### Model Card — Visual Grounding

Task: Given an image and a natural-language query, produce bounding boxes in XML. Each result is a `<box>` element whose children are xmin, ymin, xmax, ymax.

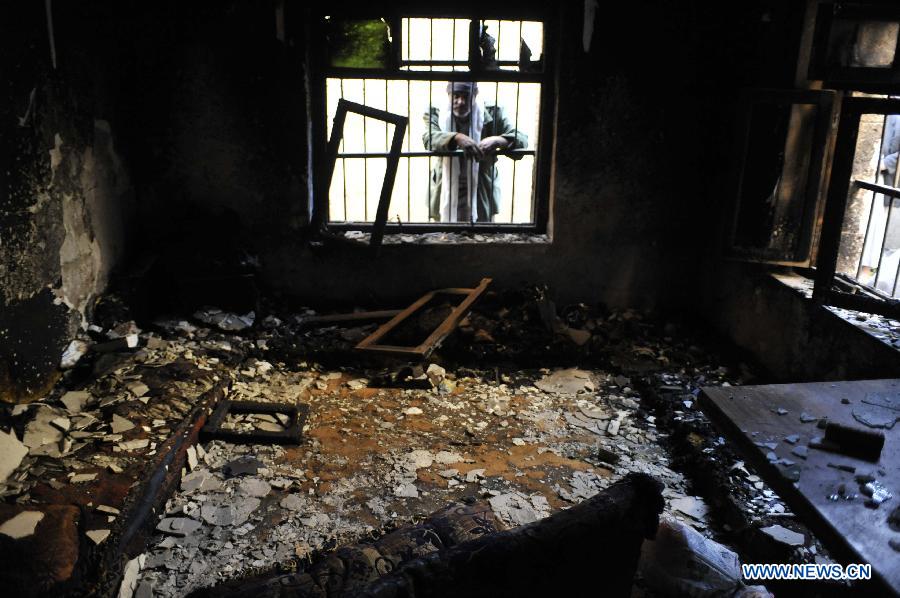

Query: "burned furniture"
<box><xmin>355</xmin><ymin>278</ymin><xmax>492</xmax><ymax>359</ymax></box>
<box><xmin>700</xmin><ymin>379</ymin><xmax>900</xmax><ymax>595</ymax></box>
<box><xmin>190</xmin><ymin>473</ymin><xmax>663</xmax><ymax>598</ymax></box>
<box><xmin>200</xmin><ymin>400</ymin><xmax>309</xmax><ymax>445</ymax></box>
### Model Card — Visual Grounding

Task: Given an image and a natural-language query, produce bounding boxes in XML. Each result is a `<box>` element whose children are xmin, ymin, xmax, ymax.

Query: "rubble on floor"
<box><xmin>0</xmin><ymin>288</ymin><xmax>840</xmax><ymax>596</ymax></box>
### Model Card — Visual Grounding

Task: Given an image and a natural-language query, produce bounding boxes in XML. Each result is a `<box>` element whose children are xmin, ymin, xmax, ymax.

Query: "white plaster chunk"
<box><xmin>761</xmin><ymin>524</ymin><xmax>805</xmax><ymax>547</ymax></box>
<box><xmin>0</xmin><ymin>430</ymin><xmax>29</xmax><ymax>484</ymax></box>
<box><xmin>87</xmin><ymin>529</ymin><xmax>111</xmax><ymax>545</ymax></box>
<box><xmin>117</xmin><ymin>553</ymin><xmax>146</xmax><ymax>598</ymax></box>
<box><xmin>61</xmin><ymin>390</ymin><xmax>91</xmax><ymax>413</ymax></box>
<box><xmin>393</xmin><ymin>482</ymin><xmax>419</xmax><ymax>498</ymax></box>
<box><xmin>186</xmin><ymin>445</ymin><xmax>198</xmax><ymax>471</ymax></box>
<box><xmin>279</xmin><ymin>494</ymin><xmax>305</xmax><ymax>511</ymax></box>
<box><xmin>118</xmin><ymin>439</ymin><xmax>149</xmax><ymax>451</ymax></box>
<box><xmin>433</xmin><ymin>450</ymin><xmax>463</xmax><ymax>465</ymax></box>
<box><xmin>238</xmin><ymin>478</ymin><xmax>271</xmax><ymax>498</ymax></box>
<box><xmin>70</xmin><ymin>473</ymin><xmax>98</xmax><ymax>483</ymax></box>
<box><xmin>0</xmin><ymin>511</ymin><xmax>44</xmax><ymax>539</ymax></box>
<box><xmin>110</xmin><ymin>414</ymin><xmax>135</xmax><ymax>434</ymax></box>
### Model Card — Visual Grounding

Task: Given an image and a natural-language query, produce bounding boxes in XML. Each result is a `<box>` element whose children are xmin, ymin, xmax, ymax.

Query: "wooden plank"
<box><xmin>296</xmin><ymin>309</ymin><xmax>402</xmax><ymax>328</ymax></box>
<box><xmin>700</xmin><ymin>379</ymin><xmax>900</xmax><ymax>596</ymax></box>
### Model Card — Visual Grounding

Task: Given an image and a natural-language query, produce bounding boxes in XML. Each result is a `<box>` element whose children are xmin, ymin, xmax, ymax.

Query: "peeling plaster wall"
<box><xmin>1</xmin><ymin>4</ymin><xmax>136</xmax><ymax>403</ymax></box>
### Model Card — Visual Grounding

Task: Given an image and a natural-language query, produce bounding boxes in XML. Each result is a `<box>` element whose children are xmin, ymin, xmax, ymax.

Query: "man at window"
<box><xmin>423</xmin><ymin>82</ymin><xmax>528</xmax><ymax>222</ymax></box>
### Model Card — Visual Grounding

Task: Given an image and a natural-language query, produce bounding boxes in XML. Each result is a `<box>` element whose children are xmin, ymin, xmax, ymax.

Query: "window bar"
<box><xmin>384</xmin><ymin>79</ymin><xmax>389</xmax><ymax>222</ymax></box>
<box><xmin>407</xmin><ymin>79</ymin><xmax>411</xmax><ymax>222</ymax></box>
<box><xmin>892</xmin><ymin>200</ymin><xmax>900</xmax><ymax>297</ymax></box>
<box><xmin>452</xmin><ymin>20</ymin><xmax>459</xmax><ymax>224</ymax></box>
<box><xmin>490</xmin><ymin>79</ymin><xmax>497</xmax><ymax>224</ymax></box>
<box><xmin>407</xmin><ymin>20</ymin><xmax>412</xmax><ymax>222</ymax></box>
<box><xmin>874</xmin><ymin>191</ymin><xmax>897</xmax><ymax>290</ymax></box>
<box><xmin>856</xmin><ymin>114</ymin><xmax>893</xmax><ymax>286</ymax></box>
<box><xmin>429</xmin><ymin>19</ymin><xmax>434</xmax><ymax>222</ymax></box>
<box><xmin>856</xmin><ymin>189</ymin><xmax>879</xmax><ymax>280</ymax></box>
<box><xmin>340</xmin><ymin>78</ymin><xmax>348</xmax><ymax>221</ymax></box>
<box><xmin>512</xmin><ymin>21</ymin><xmax>523</xmax><ymax>223</ymax></box>
<box><xmin>496</xmin><ymin>20</ymin><xmax>502</xmax><ymax>69</ymax></box>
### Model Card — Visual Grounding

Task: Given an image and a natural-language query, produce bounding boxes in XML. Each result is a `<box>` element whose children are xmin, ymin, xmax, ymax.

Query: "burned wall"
<box><xmin>1</xmin><ymin>3</ymin><xmax>136</xmax><ymax>402</ymax></box>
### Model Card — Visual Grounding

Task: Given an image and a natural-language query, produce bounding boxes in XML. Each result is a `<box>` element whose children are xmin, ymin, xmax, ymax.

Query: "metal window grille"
<box><xmin>317</xmin><ymin>15</ymin><xmax>550</xmax><ymax>232</ymax></box>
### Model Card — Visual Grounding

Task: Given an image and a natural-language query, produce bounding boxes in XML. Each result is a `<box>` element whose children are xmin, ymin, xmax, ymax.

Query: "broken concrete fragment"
<box><xmin>111</xmin><ymin>414</ymin><xmax>136</xmax><ymax>434</ymax></box>
<box><xmin>403</xmin><ymin>407</ymin><xmax>423</xmax><ymax>416</ymax></box>
<box><xmin>0</xmin><ymin>430</ymin><xmax>29</xmax><ymax>484</ymax></box>
<box><xmin>201</xmin><ymin>505</ymin><xmax>234</xmax><ymax>526</ymax></box>
<box><xmin>118</xmin><ymin>554</ymin><xmax>146</xmax><ymax>598</ymax></box>
<box><xmin>465</xmin><ymin>468</ymin><xmax>486</xmax><ymax>483</ymax></box>
<box><xmin>156</xmin><ymin>517</ymin><xmax>202</xmax><ymax>537</ymax></box>
<box><xmin>97</xmin><ymin>505</ymin><xmax>120</xmax><ymax>515</ymax></box>
<box><xmin>434</xmin><ymin>451</ymin><xmax>462</xmax><ymax>465</ymax></box>
<box><xmin>489</xmin><ymin>492</ymin><xmax>551</xmax><ymax>526</ymax></box>
<box><xmin>126</xmin><ymin>381</ymin><xmax>150</xmax><ymax>398</ymax></box>
<box><xmin>783</xmin><ymin>434</ymin><xmax>799</xmax><ymax>445</ymax></box>
<box><xmin>0</xmin><ymin>511</ymin><xmax>44</xmax><ymax>539</ymax></box>
<box><xmin>70</xmin><ymin>473</ymin><xmax>98</xmax><ymax>483</ymax></box>
<box><xmin>118</xmin><ymin>439</ymin><xmax>150</xmax><ymax>451</ymax></box>
<box><xmin>760</xmin><ymin>524</ymin><xmax>805</xmax><ymax>547</ymax></box>
<box><xmin>535</xmin><ymin>368</ymin><xmax>593</xmax><ymax>395</ymax></box>
<box><xmin>223</xmin><ymin>456</ymin><xmax>263</xmax><ymax>478</ymax></box>
<box><xmin>394</xmin><ymin>482</ymin><xmax>419</xmax><ymax>498</ymax></box>
<box><xmin>255</xmin><ymin>421</ymin><xmax>285</xmax><ymax>432</ymax></box>
<box><xmin>670</xmin><ymin>496</ymin><xmax>709</xmax><ymax>521</ymax></box>
<box><xmin>187</xmin><ymin>445</ymin><xmax>198</xmax><ymax>470</ymax></box>
<box><xmin>238</xmin><ymin>478</ymin><xmax>271</xmax><ymax>498</ymax></box>
<box><xmin>439</xmin><ymin>469</ymin><xmax>459</xmax><ymax>479</ymax></box>
<box><xmin>280</xmin><ymin>494</ymin><xmax>305</xmax><ymax>511</ymax></box>
<box><xmin>799</xmin><ymin>412</ymin><xmax>817</xmax><ymax>423</ymax></box>
<box><xmin>60</xmin><ymin>391</ymin><xmax>91</xmax><ymax>413</ymax></box>
<box><xmin>87</xmin><ymin>529</ymin><xmax>111</xmax><ymax>544</ymax></box>
<box><xmin>181</xmin><ymin>470</ymin><xmax>222</xmax><ymax>492</ymax></box>
<box><xmin>23</xmin><ymin>408</ymin><xmax>65</xmax><ymax>452</ymax></box>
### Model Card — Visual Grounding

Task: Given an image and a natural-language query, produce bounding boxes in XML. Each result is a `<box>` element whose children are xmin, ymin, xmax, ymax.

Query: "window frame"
<box><xmin>813</xmin><ymin>95</ymin><xmax>900</xmax><ymax>319</ymax></box>
<box><xmin>306</xmin><ymin>5</ymin><xmax>556</xmax><ymax>235</ymax></box>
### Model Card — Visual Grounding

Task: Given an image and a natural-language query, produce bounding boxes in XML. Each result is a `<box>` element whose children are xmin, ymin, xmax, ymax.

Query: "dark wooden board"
<box><xmin>700</xmin><ymin>379</ymin><xmax>900</xmax><ymax>595</ymax></box>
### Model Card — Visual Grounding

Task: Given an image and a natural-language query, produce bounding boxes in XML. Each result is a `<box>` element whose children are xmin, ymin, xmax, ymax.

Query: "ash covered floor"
<box><xmin>0</xmin><ymin>291</ymin><xmax>840</xmax><ymax>596</ymax></box>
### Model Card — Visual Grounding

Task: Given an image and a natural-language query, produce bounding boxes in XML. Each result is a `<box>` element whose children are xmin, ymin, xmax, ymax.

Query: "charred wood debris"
<box><xmin>0</xmin><ymin>285</ymin><xmax>845</xmax><ymax>597</ymax></box>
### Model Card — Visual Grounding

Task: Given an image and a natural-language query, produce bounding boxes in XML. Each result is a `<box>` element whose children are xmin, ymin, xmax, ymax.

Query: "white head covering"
<box><xmin>439</xmin><ymin>83</ymin><xmax>484</xmax><ymax>222</ymax></box>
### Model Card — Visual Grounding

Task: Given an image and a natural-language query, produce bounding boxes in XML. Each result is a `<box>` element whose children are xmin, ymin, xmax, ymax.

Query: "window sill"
<box><xmin>338</xmin><ymin>230</ymin><xmax>551</xmax><ymax>246</ymax></box>
<box><xmin>768</xmin><ymin>272</ymin><xmax>900</xmax><ymax>349</ymax></box>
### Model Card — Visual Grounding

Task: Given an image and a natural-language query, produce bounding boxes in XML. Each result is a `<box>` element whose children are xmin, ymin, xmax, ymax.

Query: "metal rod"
<box><xmin>340</xmin><ymin>79</ymin><xmax>348</xmax><ymax>220</ymax></box>
<box><xmin>407</xmin><ymin>78</ymin><xmax>412</xmax><ymax>222</ymax></box>
<box><xmin>400</xmin><ymin>59</ymin><xmax>521</xmax><ymax>66</ymax></box>
<box><xmin>856</xmin><ymin>189</ymin><xmax>879</xmax><ymax>280</ymax></box>
<box><xmin>363</xmin><ymin>79</ymin><xmax>369</xmax><ymax>221</ymax></box>
<box><xmin>337</xmin><ymin>150</ymin><xmax>535</xmax><ymax>158</ymax></box>
<box><xmin>856</xmin><ymin>179</ymin><xmax>900</xmax><ymax>199</ymax></box>
<box><xmin>873</xmin><ymin>191</ymin><xmax>897</xmax><ymax>290</ymax></box>
<box><xmin>324</xmin><ymin>68</ymin><xmax>543</xmax><ymax>83</ymax></box>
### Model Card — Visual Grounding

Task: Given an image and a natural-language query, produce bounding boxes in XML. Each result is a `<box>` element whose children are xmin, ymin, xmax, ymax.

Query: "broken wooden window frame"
<box><xmin>723</xmin><ymin>88</ymin><xmax>836</xmax><ymax>267</ymax></box>
<box><xmin>355</xmin><ymin>277</ymin><xmax>491</xmax><ymax>358</ymax></box>
<box><xmin>200</xmin><ymin>400</ymin><xmax>310</xmax><ymax>445</ymax></box>
<box><xmin>306</xmin><ymin>4</ymin><xmax>556</xmax><ymax>236</ymax></box>
<box><xmin>325</xmin><ymin>98</ymin><xmax>408</xmax><ymax>248</ymax></box>
<box><xmin>813</xmin><ymin>95</ymin><xmax>900</xmax><ymax>319</ymax></box>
